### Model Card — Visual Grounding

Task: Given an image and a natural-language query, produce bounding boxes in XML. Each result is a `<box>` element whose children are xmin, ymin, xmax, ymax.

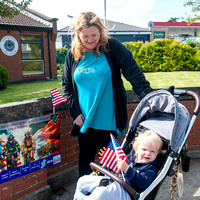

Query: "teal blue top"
<box><xmin>74</xmin><ymin>52</ymin><xmax>123</xmax><ymax>135</ymax></box>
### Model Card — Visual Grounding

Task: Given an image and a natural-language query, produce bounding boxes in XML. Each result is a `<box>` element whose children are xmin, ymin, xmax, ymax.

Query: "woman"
<box><xmin>62</xmin><ymin>11</ymin><xmax>153</xmax><ymax>176</ymax></box>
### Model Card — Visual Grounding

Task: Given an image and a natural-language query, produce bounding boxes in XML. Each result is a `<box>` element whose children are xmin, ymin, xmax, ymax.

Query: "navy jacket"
<box><xmin>62</xmin><ymin>38</ymin><xmax>152</xmax><ymax>132</ymax></box>
<box><xmin>124</xmin><ymin>149</ymin><xmax>163</xmax><ymax>193</ymax></box>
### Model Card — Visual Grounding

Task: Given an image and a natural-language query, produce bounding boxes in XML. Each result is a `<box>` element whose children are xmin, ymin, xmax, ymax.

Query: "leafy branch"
<box><xmin>0</xmin><ymin>0</ymin><xmax>32</xmax><ymax>18</ymax></box>
<box><xmin>184</xmin><ymin>0</ymin><xmax>200</xmax><ymax>23</ymax></box>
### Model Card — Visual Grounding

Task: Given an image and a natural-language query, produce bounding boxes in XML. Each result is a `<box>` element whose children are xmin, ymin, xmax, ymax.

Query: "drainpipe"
<box><xmin>47</xmin><ymin>30</ymin><xmax>52</xmax><ymax>79</ymax></box>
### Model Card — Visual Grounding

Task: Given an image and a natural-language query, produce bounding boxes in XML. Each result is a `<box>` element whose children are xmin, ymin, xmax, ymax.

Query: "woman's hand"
<box><xmin>74</xmin><ymin>114</ymin><xmax>84</xmax><ymax>126</ymax></box>
<box><xmin>99</xmin><ymin>147</ymin><xmax>106</xmax><ymax>160</ymax></box>
<box><xmin>117</xmin><ymin>159</ymin><xmax>129</xmax><ymax>173</ymax></box>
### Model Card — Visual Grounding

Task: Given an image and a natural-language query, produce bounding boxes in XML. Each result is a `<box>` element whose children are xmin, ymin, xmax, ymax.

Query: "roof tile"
<box><xmin>0</xmin><ymin>12</ymin><xmax>51</xmax><ymax>28</ymax></box>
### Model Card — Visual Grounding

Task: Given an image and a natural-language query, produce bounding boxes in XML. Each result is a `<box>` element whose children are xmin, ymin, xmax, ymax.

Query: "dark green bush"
<box><xmin>57</xmin><ymin>64</ymin><xmax>64</xmax><ymax>76</ymax></box>
<box><xmin>123</xmin><ymin>39</ymin><xmax>200</xmax><ymax>72</ymax></box>
<box><xmin>56</xmin><ymin>45</ymin><xmax>68</xmax><ymax>64</ymax></box>
<box><xmin>0</xmin><ymin>64</ymin><xmax>9</xmax><ymax>90</ymax></box>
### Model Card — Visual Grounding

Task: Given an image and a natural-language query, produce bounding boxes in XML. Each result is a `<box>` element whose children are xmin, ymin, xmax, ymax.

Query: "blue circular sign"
<box><xmin>4</xmin><ymin>39</ymin><xmax>15</xmax><ymax>52</ymax></box>
<box><xmin>0</xmin><ymin>36</ymin><xmax>18</xmax><ymax>56</ymax></box>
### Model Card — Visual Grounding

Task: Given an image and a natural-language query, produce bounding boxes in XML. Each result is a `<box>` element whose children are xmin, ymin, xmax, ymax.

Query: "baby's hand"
<box><xmin>99</xmin><ymin>147</ymin><xmax>106</xmax><ymax>160</ymax></box>
<box><xmin>117</xmin><ymin>159</ymin><xmax>129</xmax><ymax>173</ymax></box>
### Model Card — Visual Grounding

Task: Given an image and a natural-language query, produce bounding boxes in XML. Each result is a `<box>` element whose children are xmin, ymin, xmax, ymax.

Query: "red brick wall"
<box><xmin>181</xmin><ymin>101</ymin><xmax>200</xmax><ymax>151</ymax></box>
<box><xmin>0</xmin><ymin>30</ymin><xmax>23</xmax><ymax>81</ymax></box>
<box><xmin>0</xmin><ymin>29</ymin><xmax>57</xmax><ymax>82</ymax></box>
<box><xmin>0</xmin><ymin>100</ymin><xmax>199</xmax><ymax>199</ymax></box>
<box><xmin>0</xmin><ymin>169</ymin><xmax>48</xmax><ymax>200</ymax></box>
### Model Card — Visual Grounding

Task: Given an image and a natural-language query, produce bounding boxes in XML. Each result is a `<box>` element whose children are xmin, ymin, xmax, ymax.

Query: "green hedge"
<box><xmin>56</xmin><ymin>45</ymin><xmax>68</xmax><ymax>64</ymax></box>
<box><xmin>0</xmin><ymin>64</ymin><xmax>9</xmax><ymax>90</ymax></box>
<box><xmin>123</xmin><ymin>39</ymin><xmax>200</xmax><ymax>72</ymax></box>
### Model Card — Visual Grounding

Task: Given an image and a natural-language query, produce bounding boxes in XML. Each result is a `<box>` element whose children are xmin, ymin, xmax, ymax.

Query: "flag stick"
<box><xmin>110</xmin><ymin>134</ymin><xmax>125</xmax><ymax>181</ymax></box>
<box><xmin>53</xmin><ymin>107</ymin><xmax>55</xmax><ymax>114</ymax></box>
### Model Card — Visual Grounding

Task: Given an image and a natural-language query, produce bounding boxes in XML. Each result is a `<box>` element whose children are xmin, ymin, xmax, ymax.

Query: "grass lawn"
<box><xmin>0</xmin><ymin>71</ymin><xmax>200</xmax><ymax>105</ymax></box>
<box><xmin>0</xmin><ymin>80</ymin><xmax>63</xmax><ymax>105</ymax></box>
<box><xmin>123</xmin><ymin>71</ymin><xmax>200</xmax><ymax>90</ymax></box>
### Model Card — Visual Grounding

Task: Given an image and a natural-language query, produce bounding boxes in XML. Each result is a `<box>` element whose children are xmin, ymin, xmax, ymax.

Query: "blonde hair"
<box><xmin>133</xmin><ymin>130</ymin><xmax>163</xmax><ymax>153</ymax></box>
<box><xmin>69</xmin><ymin>11</ymin><xmax>111</xmax><ymax>61</ymax></box>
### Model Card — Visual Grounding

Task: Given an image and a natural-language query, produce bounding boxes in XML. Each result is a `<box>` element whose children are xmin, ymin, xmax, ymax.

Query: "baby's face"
<box><xmin>136</xmin><ymin>141</ymin><xmax>159</xmax><ymax>163</ymax></box>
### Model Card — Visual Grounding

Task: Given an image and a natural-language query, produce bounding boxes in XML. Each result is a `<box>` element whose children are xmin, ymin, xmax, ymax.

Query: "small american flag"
<box><xmin>50</xmin><ymin>88</ymin><xmax>67</xmax><ymax>107</ymax></box>
<box><xmin>99</xmin><ymin>134</ymin><xmax>128</xmax><ymax>174</ymax></box>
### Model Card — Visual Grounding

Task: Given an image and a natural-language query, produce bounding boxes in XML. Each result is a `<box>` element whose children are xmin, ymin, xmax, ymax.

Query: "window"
<box><xmin>20</xmin><ymin>34</ymin><xmax>44</xmax><ymax>75</ymax></box>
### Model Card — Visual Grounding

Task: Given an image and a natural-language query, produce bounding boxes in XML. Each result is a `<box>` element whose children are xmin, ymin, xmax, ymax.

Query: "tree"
<box><xmin>168</xmin><ymin>17</ymin><xmax>179</xmax><ymax>22</ymax></box>
<box><xmin>0</xmin><ymin>0</ymin><xmax>32</xmax><ymax>18</ymax></box>
<box><xmin>184</xmin><ymin>0</ymin><xmax>200</xmax><ymax>23</ymax></box>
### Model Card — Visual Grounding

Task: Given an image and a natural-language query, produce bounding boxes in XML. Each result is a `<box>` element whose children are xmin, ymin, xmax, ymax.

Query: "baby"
<box><xmin>73</xmin><ymin>130</ymin><xmax>163</xmax><ymax>200</ymax></box>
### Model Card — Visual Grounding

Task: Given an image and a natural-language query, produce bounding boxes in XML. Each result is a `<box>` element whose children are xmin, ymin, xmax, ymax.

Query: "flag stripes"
<box><xmin>50</xmin><ymin>88</ymin><xmax>67</xmax><ymax>107</ymax></box>
<box><xmin>99</xmin><ymin>134</ymin><xmax>128</xmax><ymax>174</ymax></box>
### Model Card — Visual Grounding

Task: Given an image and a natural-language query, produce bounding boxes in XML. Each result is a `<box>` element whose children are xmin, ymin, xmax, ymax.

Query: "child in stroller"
<box><xmin>73</xmin><ymin>130</ymin><xmax>164</xmax><ymax>200</ymax></box>
<box><xmin>74</xmin><ymin>88</ymin><xmax>200</xmax><ymax>200</ymax></box>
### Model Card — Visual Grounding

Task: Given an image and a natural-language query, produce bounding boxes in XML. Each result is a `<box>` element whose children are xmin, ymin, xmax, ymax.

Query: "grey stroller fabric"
<box><xmin>126</xmin><ymin>90</ymin><xmax>190</xmax><ymax>153</ymax></box>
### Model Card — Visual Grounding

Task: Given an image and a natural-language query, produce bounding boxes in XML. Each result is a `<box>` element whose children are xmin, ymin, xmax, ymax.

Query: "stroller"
<box><xmin>90</xmin><ymin>88</ymin><xmax>200</xmax><ymax>200</ymax></box>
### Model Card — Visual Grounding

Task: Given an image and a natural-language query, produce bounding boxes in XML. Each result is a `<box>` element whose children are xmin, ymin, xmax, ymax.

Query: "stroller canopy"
<box><xmin>127</xmin><ymin>90</ymin><xmax>190</xmax><ymax>153</ymax></box>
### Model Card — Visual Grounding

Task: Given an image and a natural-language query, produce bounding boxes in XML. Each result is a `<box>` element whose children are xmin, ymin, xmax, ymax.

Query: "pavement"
<box><xmin>52</xmin><ymin>154</ymin><xmax>200</xmax><ymax>200</ymax></box>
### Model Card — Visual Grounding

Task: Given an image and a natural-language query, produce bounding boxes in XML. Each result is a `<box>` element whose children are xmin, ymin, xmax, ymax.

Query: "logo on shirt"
<box><xmin>79</xmin><ymin>67</ymin><xmax>96</xmax><ymax>74</ymax></box>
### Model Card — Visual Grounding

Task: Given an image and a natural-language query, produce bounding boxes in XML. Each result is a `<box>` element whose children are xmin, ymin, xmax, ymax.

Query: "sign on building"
<box><xmin>0</xmin><ymin>35</ymin><xmax>19</xmax><ymax>56</ymax></box>
<box><xmin>154</xmin><ymin>31</ymin><xmax>165</xmax><ymax>39</ymax></box>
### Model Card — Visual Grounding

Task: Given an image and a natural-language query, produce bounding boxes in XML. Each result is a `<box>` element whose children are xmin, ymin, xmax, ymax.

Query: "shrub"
<box><xmin>184</xmin><ymin>40</ymin><xmax>200</xmax><ymax>50</ymax></box>
<box><xmin>194</xmin><ymin>50</ymin><xmax>200</xmax><ymax>70</ymax></box>
<box><xmin>57</xmin><ymin>64</ymin><xmax>64</xmax><ymax>76</ymax></box>
<box><xmin>56</xmin><ymin>45</ymin><xmax>68</xmax><ymax>64</ymax></box>
<box><xmin>123</xmin><ymin>39</ymin><xmax>200</xmax><ymax>72</ymax></box>
<box><xmin>0</xmin><ymin>65</ymin><xmax>9</xmax><ymax>90</ymax></box>
<box><xmin>123</xmin><ymin>41</ymin><xmax>143</xmax><ymax>59</ymax></box>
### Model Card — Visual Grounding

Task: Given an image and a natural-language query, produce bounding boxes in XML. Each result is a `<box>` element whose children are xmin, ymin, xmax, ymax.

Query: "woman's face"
<box><xmin>79</xmin><ymin>26</ymin><xmax>100</xmax><ymax>52</ymax></box>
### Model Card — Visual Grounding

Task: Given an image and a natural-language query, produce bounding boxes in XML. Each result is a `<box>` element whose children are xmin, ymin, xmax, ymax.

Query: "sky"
<box><xmin>28</xmin><ymin>0</ymin><xmax>193</xmax><ymax>30</ymax></box>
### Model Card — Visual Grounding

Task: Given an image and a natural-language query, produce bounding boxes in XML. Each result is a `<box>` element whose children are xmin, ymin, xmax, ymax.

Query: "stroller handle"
<box><xmin>89</xmin><ymin>162</ymin><xmax>138</xmax><ymax>198</ymax></box>
<box><xmin>173</xmin><ymin>89</ymin><xmax>200</xmax><ymax>116</ymax></box>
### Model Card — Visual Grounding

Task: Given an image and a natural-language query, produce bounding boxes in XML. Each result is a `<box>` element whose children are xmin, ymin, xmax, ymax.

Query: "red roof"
<box><xmin>153</xmin><ymin>22</ymin><xmax>200</xmax><ymax>27</ymax></box>
<box><xmin>0</xmin><ymin>13</ymin><xmax>52</xmax><ymax>28</ymax></box>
